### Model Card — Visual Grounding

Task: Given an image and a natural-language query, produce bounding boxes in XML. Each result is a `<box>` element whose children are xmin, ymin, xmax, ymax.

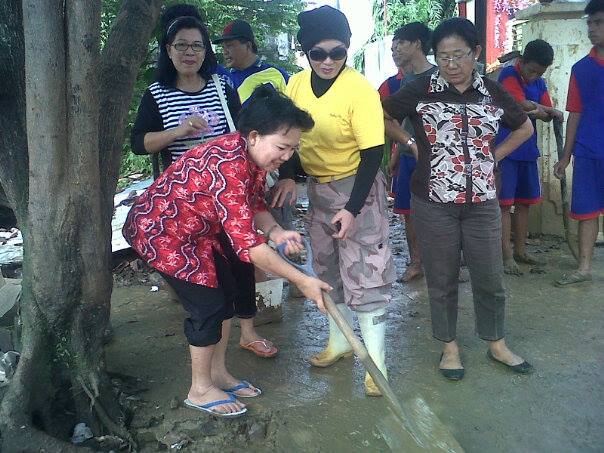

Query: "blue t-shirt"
<box><xmin>228</xmin><ymin>58</ymin><xmax>289</xmax><ymax>105</ymax></box>
<box><xmin>566</xmin><ymin>48</ymin><xmax>604</xmax><ymax>160</ymax></box>
<box><xmin>495</xmin><ymin>63</ymin><xmax>551</xmax><ymax>161</ymax></box>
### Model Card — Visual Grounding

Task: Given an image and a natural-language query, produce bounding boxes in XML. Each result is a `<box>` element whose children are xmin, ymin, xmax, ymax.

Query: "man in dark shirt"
<box><xmin>385</xmin><ymin>22</ymin><xmax>436</xmax><ymax>283</ymax></box>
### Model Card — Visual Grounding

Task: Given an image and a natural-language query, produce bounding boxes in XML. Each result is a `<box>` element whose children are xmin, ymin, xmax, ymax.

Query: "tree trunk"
<box><xmin>0</xmin><ymin>1</ymin><xmax>161</xmax><ymax>450</ymax></box>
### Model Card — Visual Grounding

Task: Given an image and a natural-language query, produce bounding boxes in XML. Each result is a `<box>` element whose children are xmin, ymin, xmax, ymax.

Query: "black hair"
<box><xmin>393</xmin><ymin>22</ymin><xmax>432</xmax><ymax>55</ymax></box>
<box><xmin>432</xmin><ymin>17</ymin><xmax>479</xmax><ymax>53</ymax></box>
<box><xmin>522</xmin><ymin>39</ymin><xmax>554</xmax><ymax>67</ymax></box>
<box><xmin>156</xmin><ymin>5</ymin><xmax>217</xmax><ymax>87</ymax></box>
<box><xmin>586</xmin><ymin>0</ymin><xmax>604</xmax><ymax>15</ymax></box>
<box><xmin>237</xmin><ymin>86</ymin><xmax>314</xmax><ymax>136</ymax></box>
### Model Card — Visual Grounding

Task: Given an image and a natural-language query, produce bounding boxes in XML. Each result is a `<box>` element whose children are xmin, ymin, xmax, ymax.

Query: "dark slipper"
<box><xmin>487</xmin><ymin>350</ymin><xmax>533</xmax><ymax>374</ymax></box>
<box><xmin>439</xmin><ymin>353</ymin><xmax>464</xmax><ymax>381</ymax></box>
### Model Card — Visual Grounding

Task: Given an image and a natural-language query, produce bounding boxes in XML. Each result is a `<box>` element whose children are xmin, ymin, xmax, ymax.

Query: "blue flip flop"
<box><xmin>222</xmin><ymin>380</ymin><xmax>262</xmax><ymax>398</ymax></box>
<box><xmin>183</xmin><ymin>395</ymin><xmax>247</xmax><ymax>418</ymax></box>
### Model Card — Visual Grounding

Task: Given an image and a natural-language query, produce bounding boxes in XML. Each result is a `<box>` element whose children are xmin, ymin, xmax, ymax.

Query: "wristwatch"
<box><xmin>405</xmin><ymin>137</ymin><xmax>416</xmax><ymax>147</ymax></box>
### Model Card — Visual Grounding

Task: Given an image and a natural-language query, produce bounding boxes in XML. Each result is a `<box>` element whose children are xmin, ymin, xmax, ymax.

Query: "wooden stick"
<box><xmin>322</xmin><ymin>291</ymin><xmax>407</xmax><ymax>423</ymax></box>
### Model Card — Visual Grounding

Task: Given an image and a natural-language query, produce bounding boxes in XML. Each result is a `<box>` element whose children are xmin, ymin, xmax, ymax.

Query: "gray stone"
<box><xmin>0</xmin><ymin>278</ymin><xmax>21</xmax><ymax>327</ymax></box>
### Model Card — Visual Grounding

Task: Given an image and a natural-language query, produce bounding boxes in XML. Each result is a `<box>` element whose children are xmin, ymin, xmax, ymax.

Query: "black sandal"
<box><xmin>439</xmin><ymin>353</ymin><xmax>465</xmax><ymax>381</ymax></box>
<box><xmin>487</xmin><ymin>350</ymin><xmax>533</xmax><ymax>374</ymax></box>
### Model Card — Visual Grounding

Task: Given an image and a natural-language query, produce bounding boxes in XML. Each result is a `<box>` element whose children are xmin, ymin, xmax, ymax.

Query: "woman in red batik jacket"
<box><xmin>123</xmin><ymin>87</ymin><xmax>330</xmax><ymax>418</ymax></box>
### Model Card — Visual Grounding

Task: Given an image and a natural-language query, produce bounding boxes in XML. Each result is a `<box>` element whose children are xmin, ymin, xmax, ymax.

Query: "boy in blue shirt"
<box><xmin>495</xmin><ymin>39</ymin><xmax>563</xmax><ymax>275</ymax></box>
<box><xmin>554</xmin><ymin>0</ymin><xmax>604</xmax><ymax>286</ymax></box>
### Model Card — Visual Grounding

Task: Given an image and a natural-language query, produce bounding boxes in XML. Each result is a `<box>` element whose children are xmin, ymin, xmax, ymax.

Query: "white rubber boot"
<box><xmin>310</xmin><ymin>304</ymin><xmax>354</xmax><ymax>367</ymax></box>
<box><xmin>358</xmin><ymin>308</ymin><xmax>387</xmax><ymax>397</ymax></box>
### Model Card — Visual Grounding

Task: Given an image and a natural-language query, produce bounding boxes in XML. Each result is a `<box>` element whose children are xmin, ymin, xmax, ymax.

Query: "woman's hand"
<box><xmin>554</xmin><ymin>155</ymin><xmax>571</xmax><ymax>180</ymax></box>
<box><xmin>270</xmin><ymin>179</ymin><xmax>297</xmax><ymax>208</ymax></box>
<box><xmin>331</xmin><ymin>209</ymin><xmax>354</xmax><ymax>240</ymax></box>
<box><xmin>270</xmin><ymin>228</ymin><xmax>304</xmax><ymax>255</ymax></box>
<box><xmin>296</xmin><ymin>276</ymin><xmax>332</xmax><ymax>313</ymax></box>
<box><xmin>174</xmin><ymin>116</ymin><xmax>209</xmax><ymax>139</ymax></box>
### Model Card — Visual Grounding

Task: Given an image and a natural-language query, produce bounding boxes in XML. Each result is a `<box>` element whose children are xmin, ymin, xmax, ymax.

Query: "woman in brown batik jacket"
<box><xmin>383</xmin><ymin>18</ymin><xmax>534</xmax><ymax>381</ymax></box>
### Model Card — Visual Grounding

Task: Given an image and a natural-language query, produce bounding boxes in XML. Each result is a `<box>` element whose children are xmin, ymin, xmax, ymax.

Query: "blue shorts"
<box><xmin>498</xmin><ymin>158</ymin><xmax>542</xmax><ymax>206</ymax></box>
<box><xmin>394</xmin><ymin>154</ymin><xmax>417</xmax><ymax>215</ymax></box>
<box><xmin>570</xmin><ymin>156</ymin><xmax>604</xmax><ymax>220</ymax></box>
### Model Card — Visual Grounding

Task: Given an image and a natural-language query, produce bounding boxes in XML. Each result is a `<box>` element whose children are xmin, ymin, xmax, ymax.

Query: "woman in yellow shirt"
<box><xmin>281</xmin><ymin>6</ymin><xmax>395</xmax><ymax>396</ymax></box>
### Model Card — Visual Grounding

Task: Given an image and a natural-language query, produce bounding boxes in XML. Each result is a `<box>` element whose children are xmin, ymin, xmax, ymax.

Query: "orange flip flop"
<box><xmin>239</xmin><ymin>339</ymin><xmax>278</xmax><ymax>358</ymax></box>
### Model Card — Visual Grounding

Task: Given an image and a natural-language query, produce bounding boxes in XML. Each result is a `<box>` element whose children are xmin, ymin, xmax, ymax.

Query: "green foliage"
<box><xmin>101</xmin><ymin>0</ymin><xmax>304</xmax><ymax>180</ymax></box>
<box><xmin>372</xmin><ymin>0</ymin><xmax>457</xmax><ymax>37</ymax></box>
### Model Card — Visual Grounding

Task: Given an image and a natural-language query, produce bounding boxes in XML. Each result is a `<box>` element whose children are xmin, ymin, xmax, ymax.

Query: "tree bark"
<box><xmin>0</xmin><ymin>0</ymin><xmax>161</xmax><ymax>450</ymax></box>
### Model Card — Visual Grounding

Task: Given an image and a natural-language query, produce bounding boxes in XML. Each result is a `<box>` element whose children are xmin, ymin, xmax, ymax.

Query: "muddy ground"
<box><xmin>106</xmin><ymin>208</ymin><xmax>603</xmax><ymax>452</ymax></box>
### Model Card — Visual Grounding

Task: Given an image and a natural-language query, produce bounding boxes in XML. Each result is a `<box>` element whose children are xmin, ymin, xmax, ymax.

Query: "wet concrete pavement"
<box><xmin>107</xmin><ymin>219</ymin><xmax>604</xmax><ymax>452</ymax></box>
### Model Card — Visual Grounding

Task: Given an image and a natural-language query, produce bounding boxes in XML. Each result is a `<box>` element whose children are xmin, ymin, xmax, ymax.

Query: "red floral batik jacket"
<box><xmin>122</xmin><ymin>132</ymin><xmax>267</xmax><ymax>287</ymax></box>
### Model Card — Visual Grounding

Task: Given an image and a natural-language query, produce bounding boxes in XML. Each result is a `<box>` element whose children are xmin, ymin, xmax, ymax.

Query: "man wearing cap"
<box><xmin>213</xmin><ymin>19</ymin><xmax>290</xmax><ymax>105</ymax></box>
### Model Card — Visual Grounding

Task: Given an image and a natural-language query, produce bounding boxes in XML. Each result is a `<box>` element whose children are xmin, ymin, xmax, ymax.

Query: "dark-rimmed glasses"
<box><xmin>172</xmin><ymin>42</ymin><xmax>206</xmax><ymax>53</ymax></box>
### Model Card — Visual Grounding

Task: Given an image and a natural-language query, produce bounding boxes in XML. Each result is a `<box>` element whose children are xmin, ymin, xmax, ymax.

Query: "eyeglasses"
<box><xmin>308</xmin><ymin>47</ymin><xmax>347</xmax><ymax>62</ymax></box>
<box><xmin>172</xmin><ymin>42</ymin><xmax>206</xmax><ymax>53</ymax></box>
<box><xmin>435</xmin><ymin>50</ymin><xmax>474</xmax><ymax>67</ymax></box>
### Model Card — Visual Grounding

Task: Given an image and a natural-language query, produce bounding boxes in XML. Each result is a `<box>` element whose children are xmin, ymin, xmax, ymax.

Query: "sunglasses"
<box><xmin>308</xmin><ymin>47</ymin><xmax>347</xmax><ymax>62</ymax></box>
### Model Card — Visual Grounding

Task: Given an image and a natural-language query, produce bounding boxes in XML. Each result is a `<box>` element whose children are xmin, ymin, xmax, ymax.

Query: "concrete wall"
<box><xmin>515</xmin><ymin>2</ymin><xmax>592</xmax><ymax>236</ymax></box>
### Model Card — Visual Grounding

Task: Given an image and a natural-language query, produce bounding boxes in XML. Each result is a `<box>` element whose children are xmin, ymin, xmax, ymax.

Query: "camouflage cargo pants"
<box><xmin>306</xmin><ymin>171</ymin><xmax>395</xmax><ymax>312</ymax></box>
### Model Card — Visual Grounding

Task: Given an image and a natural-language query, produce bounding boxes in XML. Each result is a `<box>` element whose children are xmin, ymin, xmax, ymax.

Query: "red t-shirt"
<box><xmin>122</xmin><ymin>132</ymin><xmax>267</xmax><ymax>287</ymax></box>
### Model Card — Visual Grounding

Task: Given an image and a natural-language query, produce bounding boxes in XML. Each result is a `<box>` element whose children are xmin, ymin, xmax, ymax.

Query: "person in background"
<box><xmin>381</xmin><ymin>22</ymin><xmax>436</xmax><ymax>283</ymax></box>
<box><xmin>383</xmin><ymin>18</ymin><xmax>534</xmax><ymax>380</ymax></box>
<box><xmin>123</xmin><ymin>87</ymin><xmax>331</xmax><ymax>418</ymax></box>
<box><xmin>213</xmin><ymin>19</ymin><xmax>296</xmax><ymax>357</ymax></box>
<box><xmin>131</xmin><ymin>5</ymin><xmax>240</xmax><ymax>174</ymax></box>
<box><xmin>285</xmin><ymin>6</ymin><xmax>396</xmax><ymax>397</ymax></box>
<box><xmin>213</xmin><ymin>19</ymin><xmax>290</xmax><ymax>105</ymax></box>
<box><xmin>495</xmin><ymin>39</ymin><xmax>563</xmax><ymax>275</ymax></box>
<box><xmin>554</xmin><ymin>0</ymin><xmax>604</xmax><ymax>286</ymax></box>
<box><xmin>379</xmin><ymin>35</ymin><xmax>410</xmax><ymax>198</ymax></box>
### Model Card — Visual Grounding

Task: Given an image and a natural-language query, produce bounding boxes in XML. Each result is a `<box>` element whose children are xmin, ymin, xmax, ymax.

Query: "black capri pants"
<box><xmin>161</xmin><ymin>236</ymin><xmax>256</xmax><ymax>347</ymax></box>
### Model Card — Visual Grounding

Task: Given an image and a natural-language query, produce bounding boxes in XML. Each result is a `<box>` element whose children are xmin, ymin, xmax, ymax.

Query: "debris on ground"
<box><xmin>0</xmin><ymin>350</ymin><xmax>19</xmax><ymax>387</ymax></box>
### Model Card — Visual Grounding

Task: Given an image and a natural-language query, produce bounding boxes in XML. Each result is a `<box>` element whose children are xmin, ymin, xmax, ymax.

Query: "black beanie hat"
<box><xmin>297</xmin><ymin>6</ymin><xmax>352</xmax><ymax>52</ymax></box>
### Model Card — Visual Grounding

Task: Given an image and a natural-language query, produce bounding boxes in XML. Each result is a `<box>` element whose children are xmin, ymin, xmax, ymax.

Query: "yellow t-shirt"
<box><xmin>286</xmin><ymin>67</ymin><xmax>385</xmax><ymax>179</ymax></box>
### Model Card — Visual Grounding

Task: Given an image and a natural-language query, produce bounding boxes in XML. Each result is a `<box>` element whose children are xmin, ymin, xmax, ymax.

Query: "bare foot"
<box><xmin>211</xmin><ymin>371</ymin><xmax>260</xmax><ymax>398</ymax></box>
<box><xmin>503</xmin><ymin>257</ymin><xmax>523</xmax><ymax>276</ymax></box>
<box><xmin>398</xmin><ymin>263</ymin><xmax>423</xmax><ymax>283</ymax></box>
<box><xmin>187</xmin><ymin>385</ymin><xmax>245</xmax><ymax>415</ymax></box>
<box><xmin>513</xmin><ymin>252</ymin><xmax>544</xmax><ymax>266</ymax></box>
<box><xmin>439</xmin><ymin>350</ymin><xmax>464</xmax><ymax>370</ymax></box>
<box><xmin>489</xmin><ymin>342</ymin><xmax>524</xmax><ymax>367</ymax></box>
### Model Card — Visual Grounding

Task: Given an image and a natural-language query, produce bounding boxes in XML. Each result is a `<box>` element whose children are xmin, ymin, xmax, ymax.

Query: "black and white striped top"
<box><xmin>131</xmin><ymin>74</ymin><xmax>241</xmax><ymax>166</ymax></box>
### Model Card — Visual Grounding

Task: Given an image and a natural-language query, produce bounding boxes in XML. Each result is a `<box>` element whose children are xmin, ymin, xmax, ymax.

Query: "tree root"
<box><xmin>78</xmin><ymin>377</ymin><xmax>137</xmax><ymax>451</ymax></box>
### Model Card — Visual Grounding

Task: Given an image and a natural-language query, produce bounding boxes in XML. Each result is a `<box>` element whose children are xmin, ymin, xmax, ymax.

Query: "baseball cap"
<box><xmin>213</xmin><ymin>20</ymin><xmax>255</xmax><ymax>44</ymax></box>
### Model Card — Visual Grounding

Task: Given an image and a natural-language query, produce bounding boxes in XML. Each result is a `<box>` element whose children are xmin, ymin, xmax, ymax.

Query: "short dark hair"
<box><xmin>393</xmin><ymin>22</ymin><xmax>432</xmax><ymax>55</ymax></box>
<box><xmin>432</xmin><ymin>18</ymin><xmax>479</xmax><ymax>54</ymax></box>
<box><xmin>586</xmin><ymin>0</ymin><xmax>604</xmax><ymax>15</ymax></box>
<box><xmin>238</xmin><ymin>86</ymin><xmax>314</xmax><ymax>136</ymax></box>
<box><xmin>522</xmin><ymin>39</ymin><xmax>554</xmax><ymax>67</ymax></box>
<box><xmin>156</xmin><ymin>7</ymin><xmax>217</xmax><ymax>87</ymax></box>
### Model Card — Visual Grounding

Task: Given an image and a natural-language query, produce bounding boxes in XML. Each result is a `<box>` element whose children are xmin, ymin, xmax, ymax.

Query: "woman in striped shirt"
<box><xmin>130</xmin><ymin>8</ymin><xmax>278</xmax><ymax>360</ymax></box>
<box><xmin>131</xmin><ymin>12</ymin><xmax>240</xmax><ymax>169</ymax></box>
